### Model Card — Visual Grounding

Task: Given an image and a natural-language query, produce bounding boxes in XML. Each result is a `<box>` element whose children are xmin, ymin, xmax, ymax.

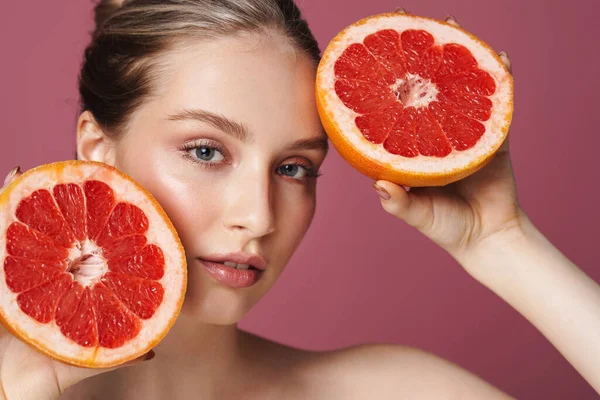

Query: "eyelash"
<box><xmin>179</xmin><ymin>142</ymin><xmax>322</xmax><ymax>182</ymax></box>
<box><xmin>181</xmin><ymin>141</ymin><xmax>228</xmax><ymax>170</ymax></box>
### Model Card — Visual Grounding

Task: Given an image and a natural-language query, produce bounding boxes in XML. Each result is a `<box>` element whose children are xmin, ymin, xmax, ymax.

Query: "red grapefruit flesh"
<box><xmin>0</xmin><ymin>161</ymin><xmax>186</xmax><ymax>367</ymax></box>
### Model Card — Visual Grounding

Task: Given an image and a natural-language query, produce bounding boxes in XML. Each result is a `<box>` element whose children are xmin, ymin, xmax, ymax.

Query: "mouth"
<box><xmin>198</xmin><ymin>252</ymin><xmax>266</xmax><ymax>289</ymax></box>
<box><xmin>219</xmin><ymin>261</ymin><xmax>259</xmax><ymax>271</ymax></box>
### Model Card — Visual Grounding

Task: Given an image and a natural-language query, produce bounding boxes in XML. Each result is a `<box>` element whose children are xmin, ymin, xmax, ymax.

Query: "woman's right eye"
<box><xmin>189</xmin><ymin>146</ymin><xmax>225</xmax><ymax>163</ymax></box>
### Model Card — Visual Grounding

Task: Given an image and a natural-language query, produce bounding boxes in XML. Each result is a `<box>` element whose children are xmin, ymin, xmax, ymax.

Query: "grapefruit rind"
<box><xmin>316</xmin><ymin>13</ymin><xmax>514</xmax><ymax>187</ymax></box>
<box><xmin>0</xmin><ymin>161</ymin><xmax>187</xmax><ymax>368</ymax></box>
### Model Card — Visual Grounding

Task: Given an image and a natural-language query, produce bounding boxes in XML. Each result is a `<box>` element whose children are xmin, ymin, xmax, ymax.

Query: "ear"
<box><xmin>76</xmin><ymin>111</ymin><xmax>116</xmax><ymax>164</ymax></box>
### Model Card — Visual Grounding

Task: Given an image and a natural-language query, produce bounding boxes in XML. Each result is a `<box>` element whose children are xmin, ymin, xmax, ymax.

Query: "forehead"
<box><xmin>143</xmin><ymin>33</ymin><xmax>323</xmax><ymax>143</ymax></box>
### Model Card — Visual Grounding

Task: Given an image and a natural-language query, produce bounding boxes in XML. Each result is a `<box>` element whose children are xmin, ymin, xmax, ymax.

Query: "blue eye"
<box><xmin>278</xmin><ymin>164</ymin><xmax>310</xmax><ymax>180</ymax></box>
<box><xmin>190</xmin><ymin>146</ymin><xmax>224</xmax><ymax>163</ymax></box>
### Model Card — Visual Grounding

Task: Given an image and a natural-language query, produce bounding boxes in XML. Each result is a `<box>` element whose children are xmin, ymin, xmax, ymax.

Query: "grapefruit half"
<box><xmin>0</xmin><ymin>161</ymin><xmax>187</xmax><ymax>368</ymax></box>
<box><xmin>316</xmin><ymin>12</ymin><xmax>514</xmax><ymax>186</ymax></box>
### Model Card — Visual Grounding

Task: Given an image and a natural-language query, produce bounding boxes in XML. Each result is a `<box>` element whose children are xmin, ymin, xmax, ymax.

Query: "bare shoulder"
<box><xmin>245</xmin><ymin>337</ymin><xmax>514</xmax><ymax>400</ymax></box>
<box><xmin>311</xmin><ymin>344</ymin><xmax>515</xmax><ymax>399</ymax></box>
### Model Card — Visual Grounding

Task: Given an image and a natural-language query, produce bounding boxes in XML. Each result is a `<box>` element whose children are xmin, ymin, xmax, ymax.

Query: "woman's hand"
<box><xmin>374</xmin><ymin>15</ymin><xmax>521</xmax><ymax>266</ymax></box>
<box><xmin>0</xmin><ymin>166</ymin><xmax>154</xmax><ymax>400</ymax></box>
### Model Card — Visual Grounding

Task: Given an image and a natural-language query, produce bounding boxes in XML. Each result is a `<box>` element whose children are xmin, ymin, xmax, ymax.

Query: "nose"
<box><xmin>223</xmin><ymin>166</ymin><xmax>276</xmax><ymax>239</ymax></box>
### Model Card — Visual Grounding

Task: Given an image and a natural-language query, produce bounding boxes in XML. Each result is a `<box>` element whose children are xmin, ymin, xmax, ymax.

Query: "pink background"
<box><xmin>1</xmin><ymin>0</ymin><xmax>599</xmax><ymax>398</ymax></box>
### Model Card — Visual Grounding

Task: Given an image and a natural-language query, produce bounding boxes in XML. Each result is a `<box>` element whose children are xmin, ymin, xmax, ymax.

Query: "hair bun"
<box><xmin>94</xmin><ymin>0</ymin><xmax>126</xmax><ymax>30</ymax></box>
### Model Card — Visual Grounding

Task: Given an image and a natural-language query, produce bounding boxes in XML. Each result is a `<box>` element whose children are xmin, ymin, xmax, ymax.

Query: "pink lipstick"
<box><xmin>198</xmin><ymin>252</ymin><xmax>266</xmax><ymax>288</ymax></box>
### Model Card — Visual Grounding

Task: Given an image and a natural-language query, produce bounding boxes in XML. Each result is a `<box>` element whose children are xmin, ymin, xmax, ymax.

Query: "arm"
<box><xmin>458</xmin><ymin>214</ymin><xmax>600</xmax><ymax>393</ymax></box>
<box><xmin>372</xmin><ymin>16</ymin><xmax>600</xmax><ymax>396</ymax></box>
<box><xmin>377</xmin><ymin>126</ymin><xmax>600</xmax><ymax>395</ymax></box>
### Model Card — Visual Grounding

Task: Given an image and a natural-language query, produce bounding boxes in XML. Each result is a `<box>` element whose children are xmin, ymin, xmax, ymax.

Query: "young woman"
<box><xmin>1</xmin><ymin>1</ymin><xmax>598</xmax><ymax>399</ymax></box>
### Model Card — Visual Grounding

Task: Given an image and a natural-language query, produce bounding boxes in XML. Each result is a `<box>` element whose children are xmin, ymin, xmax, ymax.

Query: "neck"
<box><xmin>124</xmin><ymin>314</ymin><xmax>246</xmax><ymax>399</ymax></box>
<box><xmin>156</xmin><ymin>312</ymin><xmax>242</xmax><ymax>365</ymax></box>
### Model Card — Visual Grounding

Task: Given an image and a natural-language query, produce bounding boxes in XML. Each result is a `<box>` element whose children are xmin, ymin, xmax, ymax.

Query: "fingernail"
<box><xmin>445</xmin><ymin>15</ymin><xmax>460</xmax><ymax>26</ymax></box>
<box><xmin>121</xmin><ymin>350</ymin><xmax>155</xmax><ymax>367</ymax></box>
<box><xmin>373</xmin><ymin>183</ymin><xmax>391</xmax><ymax>200</ymax></box>
<box><xmin>403</xmin><ymin>186</ymin><xmax>411</xmax><ymax>192</ymax></box>
<box><xmin>395</xmin><ymin>7</ymin><xmax>407</xmax><ymax>13</ymax></box>
<box><xmin>144</xmin><ymin>350</ymin><xmax>156</xmax><ymax>361</ymax></box>
<box><xmin>4</xmin><ymin>166</ymin><xmax>21</xmax><ymax>186</ymax></box>
<box><xmin>498</xmin><ymin>51</ymin><xmax>512</xmax><ymax>72</ymax></box>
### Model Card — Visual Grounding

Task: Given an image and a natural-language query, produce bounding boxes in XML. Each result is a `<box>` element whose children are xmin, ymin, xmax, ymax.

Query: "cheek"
<box><xmin>272</xmin><ymin>184</ymin><xmax>316</xmax><ymax>256</ymax></box>
<box><xmin>112</xmin><ymin>142</ymin><xmax>221</xmax><ymax>253</ymax></box>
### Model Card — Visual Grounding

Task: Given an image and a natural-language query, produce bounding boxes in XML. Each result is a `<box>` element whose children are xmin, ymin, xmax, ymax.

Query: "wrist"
<box><xmin>453</xmin><ymin>208</ymin><xmax>535</xmax><ymax>285</ymax></box>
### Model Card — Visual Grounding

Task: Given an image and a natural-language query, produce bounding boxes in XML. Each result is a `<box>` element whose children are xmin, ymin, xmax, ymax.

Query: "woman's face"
<box><xmin>83</xmin><ymin>34</ymin><xmax>327</xmax><ymax>324</ymax></box>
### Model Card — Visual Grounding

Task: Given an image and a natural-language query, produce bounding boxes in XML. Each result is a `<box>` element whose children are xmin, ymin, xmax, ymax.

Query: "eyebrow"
<box><xmin>168</xmin><ymin>108</ymin><xmax>250</xmax><ymax>142</ymax></box>
<box><xmin>290</xmin><ymin>137</ymin><xmax>329</xmax><ymax>154</ymax></box>
<box><xmin>168</xmin><ymin>108</ymin><xmax>329</xmax><ymax>153</ymax></box>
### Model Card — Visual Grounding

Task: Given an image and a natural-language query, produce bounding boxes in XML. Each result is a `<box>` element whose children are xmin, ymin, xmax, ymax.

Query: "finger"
<box><xmin>498</xmin><ymin>51</ymin><xmax>512</xmax><ymax>73</ymax></box>
<box><xmin>2</xmin><ymin>166</ymin><xmax>21</xmax><ymax>189</ymax></box>
<box><xmin>444</xmin><ymin>15</ymin><xmax>461</xmax><ymax>27</ymax></box>
<box><xmin>55</xmin><ymin>350</ymin><xmax>155</xmax><ymax>391</ymax></box>
<box><xmin>498</xmin><ymin>132</ymin><xmax>510</xmax><ymax>152</ymax></box>
<box><xmin>373</xmin><ymin>181</ymin><xmax>434</xmax><ymax>233</ymax></box>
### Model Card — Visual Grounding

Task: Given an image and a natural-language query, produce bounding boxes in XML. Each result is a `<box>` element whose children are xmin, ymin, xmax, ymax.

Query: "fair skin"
<box><xmin>1</xmin><ymin>16</ymin><xmax>599</xmax><ymax>400</ymax></box>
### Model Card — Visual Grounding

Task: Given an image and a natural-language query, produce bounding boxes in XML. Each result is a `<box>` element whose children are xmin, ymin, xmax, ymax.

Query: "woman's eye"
<box><xmin>190</xmin><ymin>146</ymin><xmax>225</xmax><ymax>163</ymax></box>
<box><xmin>278</xmin><ymin>164</ymin><xmax>310</xmax><ymax>180</ymax></box>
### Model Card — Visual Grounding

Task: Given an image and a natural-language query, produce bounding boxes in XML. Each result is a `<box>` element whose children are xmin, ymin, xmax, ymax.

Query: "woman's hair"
<box><xmin>79</xmin><ymin>0</ymin><xmax>321</xmax><ymax>136</ymax></box>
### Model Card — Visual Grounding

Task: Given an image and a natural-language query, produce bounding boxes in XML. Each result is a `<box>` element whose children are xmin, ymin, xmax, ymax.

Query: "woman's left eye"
<box><xmin>189</xmin><ymin>146</ymin><xmax>225</xmax><ymax>163</ymax></box>
<box><xmin>277</xmin><ymin>164</ymin><xmax>312</xmax><ymax>180</ymax></box>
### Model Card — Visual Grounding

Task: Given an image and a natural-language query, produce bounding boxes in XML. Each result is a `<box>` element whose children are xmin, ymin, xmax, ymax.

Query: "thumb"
<box><xmin>55</xmin><ymin>350</ymin><xmax>155</xmax><ymax>391</ymax></box>
<box><xmin>373</xmin><ymin>180</ymin><xmax>435</xmax><ymax>233</ymax></box>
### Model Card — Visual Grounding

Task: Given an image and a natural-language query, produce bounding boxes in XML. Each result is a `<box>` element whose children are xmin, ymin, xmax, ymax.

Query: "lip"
<box><xmin>201</xmin><ymin>252</ymin><xmax>267</xmax><ymax>271</ymax></box>
<box><xmin>198</xmin><ymin>259</ymin><xmax>264</xmax><ymax>289</ymax></box>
